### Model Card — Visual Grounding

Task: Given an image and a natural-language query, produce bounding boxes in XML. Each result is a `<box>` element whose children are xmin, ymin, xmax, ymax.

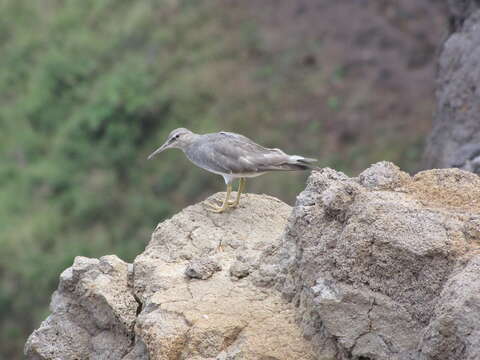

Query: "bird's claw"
<box><xmin>205</xmin><ymin>201</ymin><xmax>229</xmax><ymax>213</ymax></box>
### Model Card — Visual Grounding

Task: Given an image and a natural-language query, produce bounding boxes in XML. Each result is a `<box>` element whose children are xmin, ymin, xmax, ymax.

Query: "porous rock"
<box><xmin>261</xmin><ymin>162</ymin><xmax>480</xmax><ymax>360</ymax></box>
<box><xmin>24</xmin><ymin>255</ymin><xmax>138</xmax><ymax>360</ymax></box>
<box><xmin>132</xmin><ymin>193</ymin><xmax>314</xmax><ymax>359</ymax></box>
<box><xmin>25</xmin><ymin>163</ymin><xmax>480</xmax><ymax>360</ymax></box>
<box><xmin>420</xmin><ymin>254</ymin><xmax>480</xmax><ymax>360</ymax></box>
<box><xmin>229</xmin><ymin>260</ymin><xmax>250</xmax><ymax>279</ymax></box>
<box><xmin>185</xmin><ymin>257</ymin><xmax>221</xmax><ymax>280</ymax></box>
<box><xmin>25</xmin><ymin>193</ymin><xmax>315</xmax><ymax>360</ymax></box>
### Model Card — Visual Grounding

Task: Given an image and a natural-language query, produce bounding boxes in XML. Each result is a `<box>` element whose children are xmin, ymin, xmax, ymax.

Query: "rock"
<box><xmin>446</xmin><ymin>0</ymin><xmax>480</xmax><ymax>30</ymax></box>
<box><xmin>132</xmin><ymin>193</ymin><xmax>314</xmax><ymax>359</ymax></box>
<box><xmin>185</xmin><ymin>257</ymin><xmax>221</xmax><ymax>280</ymax></box>
<box><xmin>24</xmin><ymin>255</ymin><xmax>138</xmax><ymax>360</ymax></box>
<box><xmin>358</xmin><ymin>161</ymin><xmax>410</xmax><ymax>190</ymax></box>
<box><xmin>420</xmin><ymin>255</ymin><xmax>480</xmax><ymax>360</ymax></box>
<box><xmin>25</xmin><ymin>193</ymin><xmax>315</xmax><ymax>360</ymax></box>
<box><xmin>424</xmin><ymin>9</ymin><xmax>480</xmax><ymax>174</ymax></box>
<box><xmin>25</xmin><ymin>164</ymin><xmax>480</xmax><ymax>360</ymax></box>
<box><xmin>263</xmin><ymin>163</ymin><xmax>480</xmax><ymax>360</ymax></box>
<box><xmin>229</xmin><ymin>260</ymin><xmax>250</xmax><ymax>279</ymax></box>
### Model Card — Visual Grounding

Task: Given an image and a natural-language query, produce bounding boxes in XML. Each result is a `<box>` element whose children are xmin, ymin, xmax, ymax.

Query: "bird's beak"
<box><xmin>147</xmin><ymin>141</ymin><xmax>169</xmax><ymax>160</ymax></box>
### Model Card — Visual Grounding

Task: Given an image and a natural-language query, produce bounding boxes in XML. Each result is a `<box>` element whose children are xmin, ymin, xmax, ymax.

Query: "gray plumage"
<box><xmin>148</xmin><ymin>128</ymin><xmax>317</xmax><ymax>184</ymax></box>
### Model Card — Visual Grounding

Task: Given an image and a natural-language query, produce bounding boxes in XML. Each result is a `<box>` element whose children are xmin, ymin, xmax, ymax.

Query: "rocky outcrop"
<box><xmin>261</xmin><ymin>162</ymin><xmax>480</xmax><ymax>359</ymax></box>
<box><xmin>446</xmin><ymin>0</ymin><xmax>480</xmax><ymax>30</ymax></box>
<box><xmin>25</xmin><ymin>162</ymin><xmax>480</xmax><ymax>360</ymax></box>
<box><xmin>24</xmin><ymin>255</ymin><xmax>138</xmax><ymax>359</ymax></box>
<box><xmin>25</xmin><ymin>193</ymin><xmax>315</xmax><ymax>360</ymax></box>
<box><xmin>424</xmin><ymin>5</ymin><xmax>480</xmax><ymax>174</ymax></box>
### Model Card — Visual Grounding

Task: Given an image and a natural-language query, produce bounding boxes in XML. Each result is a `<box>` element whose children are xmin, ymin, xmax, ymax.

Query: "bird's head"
<box><xmin>148</xmin><ymin>128</ymin><xmax>194</xmax><ymax>159</ymax></box>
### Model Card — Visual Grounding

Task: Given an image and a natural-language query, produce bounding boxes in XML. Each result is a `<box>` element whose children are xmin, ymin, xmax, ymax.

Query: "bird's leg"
<box><xmin>206</xmin><ymin>184</ymin><xmax>232</xmax><ymax>213</ymax></box>
<box><xmin>228</xmin><ymin>178</ymin><xmax>246</xmax><ymax>208</ymax></box>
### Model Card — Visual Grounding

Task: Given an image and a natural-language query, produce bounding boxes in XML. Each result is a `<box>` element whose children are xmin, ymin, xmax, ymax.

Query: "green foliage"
<box><xmin>0</xmin><ymin>1</ymin><xmax>429</xmax><ymax>358</ymax></box>
<box><xmin>0</xmin><ymin>0</ymin><xmax>226</xmax><ymax>357</ymax></box>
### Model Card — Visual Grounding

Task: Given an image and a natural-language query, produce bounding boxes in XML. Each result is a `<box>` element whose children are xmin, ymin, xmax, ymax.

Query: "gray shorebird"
<box><xmin>148</xmin><ymin>128</ymin><xmax>317</xmax><ymax>213</ymax></box>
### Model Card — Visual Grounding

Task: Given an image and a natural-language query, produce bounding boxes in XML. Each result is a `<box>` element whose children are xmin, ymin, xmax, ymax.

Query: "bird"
<box><xmin>148</xmin><ymin>128</ymin><xmax>317</xmax><ymax>213</ymax></box>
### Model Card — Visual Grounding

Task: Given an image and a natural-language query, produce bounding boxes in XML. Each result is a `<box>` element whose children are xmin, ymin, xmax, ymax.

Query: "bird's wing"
<box><xmin>189</xmin><ymin>131</ymin><xmax>315</xmax><ymax>175</ymax></box>
<box><xmin>218</xmin><ymin>132</ymin><xmax>263</xmax><ymax>147</ymax></box>
<box><xmin>203</xmin><ymin>132</ymin><xmax>296</xmax><ymax>174</ymax></box>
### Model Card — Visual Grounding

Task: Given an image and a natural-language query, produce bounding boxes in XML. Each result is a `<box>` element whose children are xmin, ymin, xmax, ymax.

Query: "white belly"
<box><xmin>216</xmin><ymin>171</ymin><xmax>266</xmax><ymax>184</ymax></box>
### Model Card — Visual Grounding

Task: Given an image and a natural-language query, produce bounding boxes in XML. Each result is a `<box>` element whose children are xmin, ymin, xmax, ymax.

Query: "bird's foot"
<box><xmin>227</xmin><ymin>191</ymin><xmax>243</xmax><ymax>208</ymax></box>
<box><xmin>205</xmin><ymin>201</ymin><xmax>229</xmax><ymax>213</ymax></box>
<box><xmin>227</xmin><ymin>200</ymin><xmax>240</xmax><ymax>208</ymax></box>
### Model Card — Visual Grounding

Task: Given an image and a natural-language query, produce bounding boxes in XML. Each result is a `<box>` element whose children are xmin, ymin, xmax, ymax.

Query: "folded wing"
<box><xmin>193</xmin><ymin>132</ymin><xmax>316</xmax><ymax>175</ymax></box>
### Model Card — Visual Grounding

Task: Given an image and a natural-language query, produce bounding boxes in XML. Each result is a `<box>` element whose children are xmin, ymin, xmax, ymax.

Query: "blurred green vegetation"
<box><xmin>0</xmin><ymin>0</ymin><xmax>431</xmax><ymax>358</ymax></box>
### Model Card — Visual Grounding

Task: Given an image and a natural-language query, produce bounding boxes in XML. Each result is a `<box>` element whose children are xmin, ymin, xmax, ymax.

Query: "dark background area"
<box><xmin>0</xmin><ymin>0</ymin><xmax>450</xmax><ymax>357</ymax></box>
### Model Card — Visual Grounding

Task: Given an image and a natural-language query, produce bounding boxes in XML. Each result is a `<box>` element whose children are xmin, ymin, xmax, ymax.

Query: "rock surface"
<box><xmin>424</xmin><ymin>7</ymin><xmax>480</xmax><ymax>174</ymax></box>
<box><xmin>25</xmin><ymin>163</ymin><xmax>480</xmax><ymax>360</ymax></box>
<box><xmin>260</xmin><ymin>162</ymin><xmax>480</xmax><ymax>360</ymax></box>
<box><xmin>447</xmin><ymin>0</ymin><xmax>480</xmax><ymax>30</ymax></box>
<box><xmin>25</xmin><ymin>193</ymin><xmax>315</xmax><ymax>360</ymax></box>
<box><xmin>25</xmin><ymin>255</ymin><xmax>138</xmax><ymax>360</ymax></box>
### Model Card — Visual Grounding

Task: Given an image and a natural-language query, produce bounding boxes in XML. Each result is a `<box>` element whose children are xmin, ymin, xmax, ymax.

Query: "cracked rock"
<box><xmin>24</xmin><ymin>255</ymin><xmax>138</xmax><ymax>360</ymax></box>
<box><xmin>263</xmin><ymin>163</ymin><xmax>480</xmax><ymax>360</ymax></box>
<box><xmin>131</xmin><ymin>193</ymin><xmax>314</xmax><ymax>359</ymax></box>
<box><xmin>25</xmin><ymin>163</ymin><xmax>480</xmax><ymax>360</ymax></box>
<box><xmin>25</xmin><ymin>193</ymin><xmax>315</xmax><ymax>360</ymax></box>
<box><xmin>420</xmin><ymin>254</ymin><xmax>480</xmax><ymax>360</ymax></box>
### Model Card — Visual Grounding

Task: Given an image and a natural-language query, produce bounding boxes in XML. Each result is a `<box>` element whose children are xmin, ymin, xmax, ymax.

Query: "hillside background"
<box><xmin>0</xmin><ymin>0</ymin><xmax>448</xmax><ymax>357</ymax></box>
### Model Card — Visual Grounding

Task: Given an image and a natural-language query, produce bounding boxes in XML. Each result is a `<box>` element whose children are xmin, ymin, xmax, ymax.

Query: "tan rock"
<box><xmin>268</xmin><ymin>162</ymin><xmax>480</xmax><ymax>360</ymax></box>
<box><xmin>26</xmin><ymin>163</ymin><xmax>480</xmax><ymax>360</ymax></box>
<box><xmin>25</xmin><ymin>193</ymin><xmax>315</xmax><ymax>360</ymax></box>
<box><xmin>25</xmin><ymin>255</ymin><xmax>137</xmax><ymax>360</ymax></box>
<box><xmin>133</xmin><ymin>193</ymin><xmax>316</xmax><ymax>359</ymax></box>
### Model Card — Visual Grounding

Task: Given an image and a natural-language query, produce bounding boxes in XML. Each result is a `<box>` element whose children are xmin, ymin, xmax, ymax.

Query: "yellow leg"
<box><xmin>206</xmin><ymin>184</ymin><xmax>232</xmax><ymax>213</ymax></box>
<box><xmin>229</xmin><ymin>178</ymin><xmax>246</xmax><ymax>208</ymax></box>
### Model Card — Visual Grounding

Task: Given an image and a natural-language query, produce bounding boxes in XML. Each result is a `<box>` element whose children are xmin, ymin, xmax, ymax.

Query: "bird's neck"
<box><xmin>182</xmin><ymin>133</ymin><xmax>201</xmax><ymax>151</ymax></box>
